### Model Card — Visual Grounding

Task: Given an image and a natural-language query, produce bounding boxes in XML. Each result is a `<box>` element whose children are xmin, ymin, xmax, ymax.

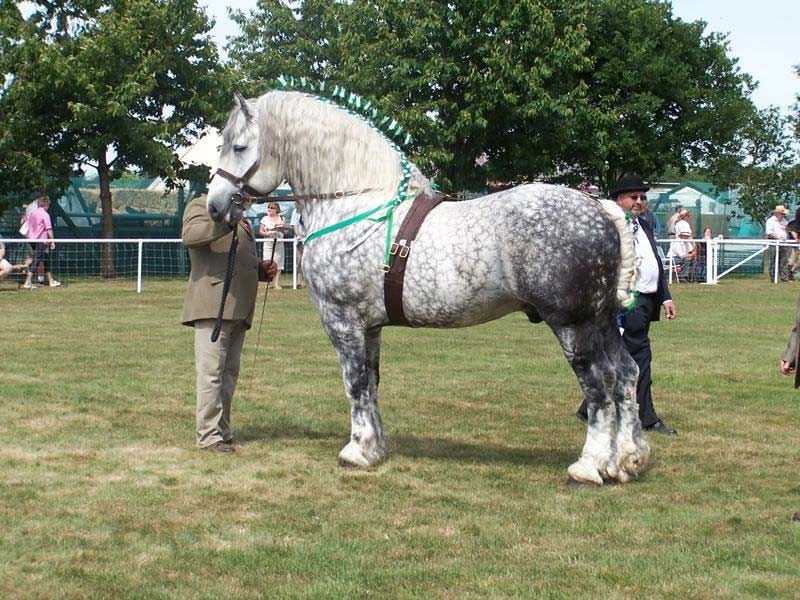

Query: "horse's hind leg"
<box><xmin>552</xmin><ymin>322</ymin><xmax>617</xmax><ymax>485</ymax></box>
<box><xmin>607</xmin><ymin>331</ymin><xmax>650</xmax><ymax>482</ymax></box>
<box><xmin>324</xmin><ymin>320</ymin><xmax>386</xmax><ymax>468</ymax></box>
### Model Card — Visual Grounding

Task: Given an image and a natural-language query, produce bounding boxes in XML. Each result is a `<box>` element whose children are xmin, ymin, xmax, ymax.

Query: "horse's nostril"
<box><xmin>208</xmin><ymin>204</ymin><xmax>221</xmax><ymax>222</ymax></box>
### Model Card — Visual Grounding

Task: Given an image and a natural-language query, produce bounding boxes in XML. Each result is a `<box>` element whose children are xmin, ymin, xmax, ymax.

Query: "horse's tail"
<box><xmin>599</xmin><ymin>200</ymin><xmax>638</xmax><ymax>309</ymax></box>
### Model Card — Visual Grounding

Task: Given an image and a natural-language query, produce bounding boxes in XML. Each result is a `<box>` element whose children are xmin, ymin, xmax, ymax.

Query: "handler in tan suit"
<box><xmin>181</xmin><ymin>197</ymin><xmax>276</xmax><ymax>453</ymax></box>
<box><xmin>779</xmin><ymin>294</ymin><xmax>800</xmax><ymax>376</ymax></box>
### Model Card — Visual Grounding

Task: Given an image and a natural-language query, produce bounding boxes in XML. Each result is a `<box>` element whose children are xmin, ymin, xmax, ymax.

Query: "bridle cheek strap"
<box><xmin>214</xmin><ymin>161</ymin><xmax>268</xmax><ymax>201</ymax></box>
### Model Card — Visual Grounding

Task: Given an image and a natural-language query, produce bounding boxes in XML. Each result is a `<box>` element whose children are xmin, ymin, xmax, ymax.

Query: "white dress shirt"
<box><xmin>766</xmin><ymin>215</ymin><xmax>787</xmax><ymax>240</ymax></box>
<box><xmin>633</xmin><ymin>219</ymin><xmax>659</xmax><ymax>294</ymax></box>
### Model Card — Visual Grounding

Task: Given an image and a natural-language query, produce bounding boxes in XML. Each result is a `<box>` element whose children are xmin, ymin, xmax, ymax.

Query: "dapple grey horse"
<box><xmin>206</xmin><ymin>90</ymin><xmax>650</xmax><ymax>485</ymax></box>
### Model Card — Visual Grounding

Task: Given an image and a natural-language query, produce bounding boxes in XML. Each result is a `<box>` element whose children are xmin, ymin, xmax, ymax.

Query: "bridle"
<box><xmin>213</xmin><ymin>159</ymin><xmax>380</xmax><ymax>210</ymax></box>
<box><xmin>214</xmin><ymin>160</ymin><xmax>272</xmax><ymax>207</ymax></box>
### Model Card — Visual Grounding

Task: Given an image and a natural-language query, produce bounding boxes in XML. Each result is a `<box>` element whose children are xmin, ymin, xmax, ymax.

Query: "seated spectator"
<box><xmin>669</xmin><ymin>235</ymin><xmax>695</xmax><ymax>281</ymax></box>
<box><xmin>0</xmin><ymin>241</ymin><xmax>13</xmax><ymax>281</ymax></box>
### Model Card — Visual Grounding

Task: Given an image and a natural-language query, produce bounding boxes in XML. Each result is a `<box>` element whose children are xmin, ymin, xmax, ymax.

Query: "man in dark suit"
<box><xmin>577</xmin><ymin>174</ymin><xmax>678</xmax><ymax>435</ymax></box>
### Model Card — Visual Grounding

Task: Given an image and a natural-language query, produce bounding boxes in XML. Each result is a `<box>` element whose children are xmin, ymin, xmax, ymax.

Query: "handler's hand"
<box><xmin>663</xmin><ymin>300</ymin><xmax>677</xmax><ymax>320</ymax></box>
<box><xmin>779</xmin><ymin>360</ymin><xmax>795</xmax><ymax>375</ymax></box>
<box><xmin>259</xmin><ymin>260</ymin><xmax>278</xmax><ymax>282</ymax></box>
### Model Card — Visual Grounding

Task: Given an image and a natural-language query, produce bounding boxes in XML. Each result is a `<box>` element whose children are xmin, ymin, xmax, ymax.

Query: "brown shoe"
<box><xmin>202</xmin><ymin>441</ymin><xmax>235</xmax><ymax>453</ymax></box>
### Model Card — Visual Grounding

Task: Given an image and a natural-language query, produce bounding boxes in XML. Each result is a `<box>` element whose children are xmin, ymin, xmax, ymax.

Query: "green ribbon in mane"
<box><xmin>275</xmin><ymin>76</ymin><xmax>416</xmax><ymax>264</ymax></box>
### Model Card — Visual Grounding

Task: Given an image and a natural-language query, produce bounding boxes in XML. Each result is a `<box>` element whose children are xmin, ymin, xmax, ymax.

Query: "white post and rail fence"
<box><xmin>2</xmin><ymin>237</ymin><xmax>797</xmax><ymax>292</ymax></box>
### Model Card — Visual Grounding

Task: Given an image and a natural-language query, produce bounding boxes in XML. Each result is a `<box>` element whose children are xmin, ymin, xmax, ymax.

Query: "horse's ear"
<box><xmin>234</xmin><ymin>91</ymin><xmax>250</xmax><ymax>121</ymax></box>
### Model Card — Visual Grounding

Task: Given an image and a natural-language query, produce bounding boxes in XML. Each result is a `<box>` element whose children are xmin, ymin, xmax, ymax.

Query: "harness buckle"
<box><xmin>381</xmin><ymin>263</ymin><xmax>390</xmax><ymax>272</ymax></box>
<box><xmin>334</xmin><ymin>190</ymin><xmax>345</xmax><ymax>199</ymax></box>
<box><xmin>399</xmin><ymin>243</ymin><xmax>411</xmax><ymax>258</ymax></box>
<box><xmin>389</xmin><ymin>242</ymin><xmax>399</xmax><ymax>256</ymax></box>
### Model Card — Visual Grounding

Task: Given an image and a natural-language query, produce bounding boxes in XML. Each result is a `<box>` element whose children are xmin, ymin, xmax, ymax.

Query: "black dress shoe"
<box><xmin>202</xmin><ymin>441</ymin><xmax>235</xmax><ymax>453</ymax></box>
<box><xmin>575</xmin><ymin>411</ymin><xmax>588</xmax><ymax>423</ymax></box>
<box><xmin>644</xmin><ymin>420</ymin><xmax>678</xmax><ymax>436</ymax></box>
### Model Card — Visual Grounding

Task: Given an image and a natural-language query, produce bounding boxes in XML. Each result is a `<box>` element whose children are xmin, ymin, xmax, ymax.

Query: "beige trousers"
<box><xmin>193</xmin><ymin>319</ymin><xmax>247</xmax><ymax>448</ymax></box>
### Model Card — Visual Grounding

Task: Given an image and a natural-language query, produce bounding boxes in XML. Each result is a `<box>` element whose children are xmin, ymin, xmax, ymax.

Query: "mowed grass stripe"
<box><xmin>1</xmin><ymin>278</ymin><xmax>798</xmax><ymax>597</ymax></box>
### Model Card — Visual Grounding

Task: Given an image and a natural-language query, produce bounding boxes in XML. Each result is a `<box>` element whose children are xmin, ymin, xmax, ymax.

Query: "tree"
<box><xmin>228</xmin><ymin>0</ymin><xmax>754</xmax><ymax>194</ymax></box>
<box><xmin>565</xmin><ymin>0</ymin><xmax>756</xmax><ymax>193</ymax></box>
<box><xmin>228</xmin><ymin>0</ymin><xmax>593</xmax><ymax>190</ymax></box>
<box><xmin>0</xmin><ymin>0</ymin><xmax>231</xmax><ymax>274</ymax></box>
<box><xmin>708</xmin><ymin>106</ymin><xmax>800</xmax><ymax>228</ymax></box>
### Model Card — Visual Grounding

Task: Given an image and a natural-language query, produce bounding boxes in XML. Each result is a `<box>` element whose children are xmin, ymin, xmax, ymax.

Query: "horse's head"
<box><xmin>207</xmin><ymin>92</ymin><xmax>283</xmax><ymax>223</ymax></box>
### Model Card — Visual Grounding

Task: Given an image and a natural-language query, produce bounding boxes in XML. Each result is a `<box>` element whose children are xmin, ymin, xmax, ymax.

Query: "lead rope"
<box><xmin>211</xmin><ymin>225</ymin><xmax>239</xmax><ymax>342</ymax></box>
<box><xmin>243</xmin><ymin>235</ymin><xmax>279</xmax><ymax>400</ymax></box>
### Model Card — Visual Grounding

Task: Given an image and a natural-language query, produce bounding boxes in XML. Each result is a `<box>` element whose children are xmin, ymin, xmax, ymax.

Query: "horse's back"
<box><xmin>403</xmin><ymin>184</ymin><xmax>620</xmax><ymax>326</ymax></box>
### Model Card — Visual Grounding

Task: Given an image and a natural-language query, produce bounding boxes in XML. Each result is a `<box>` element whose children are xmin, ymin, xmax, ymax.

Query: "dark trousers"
<box><xmin>577</xmin><ymin>293</ymin><xmax>662</xmax><ymax>427</ymax></box>
<box><xmin>28</xmin><ymin>243</ymin><xmax>50</xmax><ymax>274</ymax></box>
<box><xmin>771</xmin><ymin>244</ymin><xmax>790</xmax><ymax>280</ymax></box>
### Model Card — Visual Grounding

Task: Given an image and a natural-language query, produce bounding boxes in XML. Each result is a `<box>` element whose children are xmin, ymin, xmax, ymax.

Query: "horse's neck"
<box><xmin>298</xmin><ymin>192</ymin><xmax>394</xmax><ymax>235</ymax></box>
<box><xmin>295</xmin><ymin>176</ymin><xmax>429</xmax><ymax>241</ymax></box>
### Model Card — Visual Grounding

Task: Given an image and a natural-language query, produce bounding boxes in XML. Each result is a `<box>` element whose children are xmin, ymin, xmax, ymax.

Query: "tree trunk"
<box><xmin>98</xmin><ymin>152</ymin><xmax>117</xmax><ymax>278</ymax></box>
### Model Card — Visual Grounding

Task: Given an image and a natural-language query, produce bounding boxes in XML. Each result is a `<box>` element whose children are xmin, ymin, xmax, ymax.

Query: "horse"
<box><xmin>206</xmin><ymin>89</ymin><xmax>651</xmax><ymax>485</ymax></box>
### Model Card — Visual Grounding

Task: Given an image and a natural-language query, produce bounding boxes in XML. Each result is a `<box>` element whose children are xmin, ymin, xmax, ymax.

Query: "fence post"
<box><xmin>292</xmin><ymin>237</ymin><xmax>297</xmax><ymax>290</ymax></box>
<box><xmin>773</xmin><ymin>242</ymin><xmax>779</xmax><ymax>283</ymax></box>
<box><xmin>137</xmin><ymin>239</ymin><xmax>143</xmax><ymax>293</ymax></box>
<box><xmin>704</xmin><ymin>239</ymin><xmax>714</xmax><ymax>284</ymax></box>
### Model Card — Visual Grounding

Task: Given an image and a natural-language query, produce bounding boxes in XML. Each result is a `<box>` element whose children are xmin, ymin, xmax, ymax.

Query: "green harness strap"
<box><xmin>304</xmin><ymin>197</ymin><xmax>403</xmax><ymax>246</ymax></box>
<box><xmin>303</xmin><ymin>159</ymin><xmax>413</xmax><ymax>266</ymax></box>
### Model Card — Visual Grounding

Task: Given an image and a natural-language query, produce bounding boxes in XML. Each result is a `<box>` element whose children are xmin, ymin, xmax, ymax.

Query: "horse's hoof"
<box><xmin>337</xmin><ymin>441</ymin><xmax>382</xmax><ymax>469</ymax></box>
<box><xmin>615</xmin><ymin>443</ymin><xmax>650</xmax><ymax>482</ymax></box>
<box><xmin>567</xmin><ymin>459</ymin><xmax>604</xmax><ymax>486</ymax></box>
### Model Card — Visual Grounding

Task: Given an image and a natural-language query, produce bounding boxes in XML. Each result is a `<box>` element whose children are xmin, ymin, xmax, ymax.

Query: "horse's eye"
<box><xmin>233</xmin><ymin>145</ymin><xmax>247</xmax><ymax>153</ymax></box>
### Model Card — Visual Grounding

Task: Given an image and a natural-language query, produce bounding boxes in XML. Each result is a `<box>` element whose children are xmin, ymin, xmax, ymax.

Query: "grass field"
<box><xmin>2</xmin><ymin>278</ymin><xmax>799</xmax><ymax>598</ymax></box>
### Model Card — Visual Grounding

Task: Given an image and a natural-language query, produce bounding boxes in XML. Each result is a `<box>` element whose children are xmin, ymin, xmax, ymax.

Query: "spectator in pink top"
<box><xmin>23</xmin><ymin>194</ymin><xmax>60</xmax><ymax>289</ymax></box>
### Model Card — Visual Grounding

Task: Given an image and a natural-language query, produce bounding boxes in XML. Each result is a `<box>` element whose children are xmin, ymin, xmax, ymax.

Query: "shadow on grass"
<box><xmin>236</xmin><ymin>422</ymin><xmax>343</xmax><ymax>443</ymax></box>
<box><xmin>236</xmin><ymin>423</ymin><xmax>573</xmax><ymax>467</ymax></box>
<box><xmin>390</xmin><ymin>434</ymin><xmax>574</xmax><ymax>467</ymax></box>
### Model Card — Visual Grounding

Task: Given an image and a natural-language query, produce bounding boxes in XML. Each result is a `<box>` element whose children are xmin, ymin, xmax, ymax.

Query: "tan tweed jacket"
<box><xmin>781</xmin><ymin>294</ymin><xmax>800</xmax><ymax>365</ymax></box>
<box><xmin>181</xmin><ymin>198</ymin><xmax>260</xmax><ymax>328</ymax></box>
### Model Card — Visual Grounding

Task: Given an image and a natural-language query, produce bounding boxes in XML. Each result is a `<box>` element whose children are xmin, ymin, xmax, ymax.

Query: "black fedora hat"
<box><xmin>611</xmin><ymin>174</ymin><xmax>650</xmax><ymax>198</ymax></box>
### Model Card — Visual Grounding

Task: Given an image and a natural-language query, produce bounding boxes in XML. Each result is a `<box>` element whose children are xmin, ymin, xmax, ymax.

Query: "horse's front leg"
<box><xmin>325</xmin><ymin>319</ymin><xmax>386</xmax><ymax>468</ymax></box>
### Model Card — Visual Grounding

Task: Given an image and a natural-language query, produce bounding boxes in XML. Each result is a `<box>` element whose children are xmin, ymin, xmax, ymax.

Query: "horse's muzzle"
<box><xmin>208</xmin><ymin>200</ymin><xmax>225</xmax><ymax>222</ymax></box>
<box><xmin>208</xmin><ymin>192</ymin><xmax>246</xmax><ymax>223</ymax></box>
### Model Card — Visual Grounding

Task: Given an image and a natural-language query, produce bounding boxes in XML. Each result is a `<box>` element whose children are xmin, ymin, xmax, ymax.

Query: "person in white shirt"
<box><xmin>576</xmin><ymin>174</ymin><xmax>678</xmax><ymax>435</ymax></box>
<box><xmin>669</xmin><ymin>210</ymin><xmax>696</xmax><ymax>279</ymax></box>
<box><xmin>290</xmin><ymin>205</ymin><xmax>305</xmax><ymax>288</ymax></box>
<box><xmin>665</xmin><ymin>204</ymin><xmax>683</xmax><ymax>238</ymax></box>
<box><xmin>766</xmin><ymin>205</ymin><xmax>791</xmax><ymax>281</ymax></box>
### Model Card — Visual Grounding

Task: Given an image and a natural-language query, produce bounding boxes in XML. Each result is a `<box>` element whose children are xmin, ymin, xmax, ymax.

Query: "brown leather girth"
<box><xmin>383</xmin><ymin>192</ymin><xmax>447</xmax><ymax>326</ymax></box>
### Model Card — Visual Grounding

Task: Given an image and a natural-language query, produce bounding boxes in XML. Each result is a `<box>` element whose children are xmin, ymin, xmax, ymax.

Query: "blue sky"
<box><xmin>204</xmin><ymin>0</ymin><xmax>799</xmax><ymax>114</ymax></box>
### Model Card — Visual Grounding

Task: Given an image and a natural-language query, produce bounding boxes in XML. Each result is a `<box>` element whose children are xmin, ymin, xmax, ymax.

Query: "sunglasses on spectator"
<box><xmin>627</xmin><ymin>194</ymin><xmax>648</xmax><ymax>201</ymax></box>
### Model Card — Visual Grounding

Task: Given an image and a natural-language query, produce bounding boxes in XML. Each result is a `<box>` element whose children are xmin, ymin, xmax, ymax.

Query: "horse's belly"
<box><xmin>401</xmin><ymin>253</ymin><xmax>524</xmax><ymax>327</ymax></box>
